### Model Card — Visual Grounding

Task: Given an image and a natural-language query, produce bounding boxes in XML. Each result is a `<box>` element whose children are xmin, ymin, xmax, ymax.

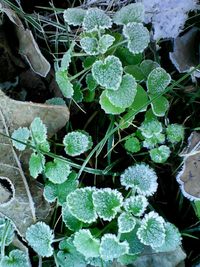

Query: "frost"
<box><xmin>92</xmin><ymin>188</ymin><xmax>123</xmax><ymax>221</ymax></box>
<box><xmin>98</xmin><ymin>34</ymin><xmax>115</xmax><ymax>54</ymax></box>
<box><xmin>143</xmin><ymin>133</ymin><xmax>165</xmax><ymax>149</ymax></box>
<box><xmin>83</xmin><ymin>8</ymin><xmax>112</xmax><ymax>32</ymax></box>
<box><xmin>62</xmin><ymin>202</ymin><xmax>82</xmax><ymax>231</ymax></box>
<box><xmin>100</xmin><ymin>234</ymin><xmax>129</xmax><ymax>261</ymax></box>
<box><xmin>29</xmin><ymin>152</ymin><xmax>45</xmax><ymax>178</ymax></box>
<box><xmin>92</xmin><ymin>55</ymin><xmax>123</xmax><ymax>90</ymax></box>
<box><xmin>124</xmin><ymin>136</ymin><xmax>141</xmax><ymax>153</ymax></box>
<box><xmin>60</xmin><ymin>45</ymin><xmax>74</xmax><ymax>71</ymax></box>
<box><xmin>44</xmin><ymin>158</ymin><xmax>71</xmax><ymax>184</ymax></box>
<box><xmin>0</xmin><ymin>250</ymin><xmax>29</xmax><ymax>267</ymax></box>
<box><xmin>55</xmin><ymin>70</ymin><xmax>74</xmax><ymax>98</ymax></box>
<box><xmin>150</xmin><ymin>145</ymin><xmax>170</xmax><ymax>163</ymax></box>
<box><xmin>137</xmin><ymin>211</ymin><xmax>166</xmax><ymax>249</ymax></box>
<box><xmin>73</xmin><ymin>229</ymin><xmax>100</xmax><ymax>259</ymax></box>
<box><xmin>80</xmin><ymin>37</ymin><xmax>98</xmax><ymax>55</ymax></box>
<box><xmin>140</xmin><ymin>118</ymin><xmax>163</xmax><ymax>138</ymax></box>
<box><xmin>67</xmin><ymin>187</ymin><xmax>97</xmax><ymax>223</ymax></box>
<box><xmin>140</xmin><ymin>60</ymin><xmax>160</xmax><ymax>79</ymax></box>
<box><xmin>124</xmin><ymin>195</ymin><xmax>148</xmax><ymax>217</ymax></box>
<box><xmin>12</xmin><ymin>127</ymin><xmax>30</xmax><ymax>151</ymax></box>
<box><xmin>46</xmin><ymin>97</ymin><xmax>66</xmax><ymax>106</ymax></box>
<box><xmin>123</xmin><ymin>22</ymin><xmax>150</xmax><ymax>54</ymax></box>
<box><xmin>120</xmin><ymin>163</ymin><xmax>158</xmax><ymax>196</ymax></box>
<box><xmin>151</xmin><ymin>96</ymin><xmax>169</xmax><ymax>117</ymax></box>
<box><xmin>113</xmin><ymin>3</ymin><xmax>145</xmax><ymax>25</ymax></box>
<box><xmin>155</xmin><ymin>222</ymin><xmax>182</xmax><ymax>252</ymax></box>
<box><xmin>166</xmin><ymin>124</ymin><xmax>184</xmax><ymax>144</ymax></box>
<box><xmin>106</xmin><ymin>74</ymin><xmax>137</xmax><ymax>108</ymax></box>
<box><xmin>99</xmin><ymin>91</ymin><xmax>125</xmax><ymax>115</ymax></box>
<box><xmin>147</xmin><ymin>67</ymin><xmax>171</xmax><ymax>95</ymax></box>
<box><xmin>30</xmin><ymin>117</ymin><xmax>47</xmax><ymax>144</ymax></box>
<box><xmin>26</xmin><ymin>222</ymin><xmax>54</xmax><ymax>257</ymax></box>
<box><xmin>63</xmin><ymin>131</ymin><xmax>92</xmax><ymax>156</ymax></box>
<box><xmin>118</xmin><ymin>212</ymin><xmax>136</xmax><ymax>233</ymax></box>
<box><xmin>63</xmin><ymin>8</ymin><xmax>86</xmax><ymax>26</ymax></box>
<box><xmin>0</xmin><ymin>218</ymin><xmax>15</xmax><ymax>247</ymax></box>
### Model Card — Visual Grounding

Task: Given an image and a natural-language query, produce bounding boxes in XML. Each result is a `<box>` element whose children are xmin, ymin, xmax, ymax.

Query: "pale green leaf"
<box><xmin>140</xmin><ymin>60</ymin><xmax>160</xmax><ymax>79</ymax></box>
<box><xmin>12</xmin><ymin>127</ymin><xmax>30</xmax><ymax>151</ymax></box>
<box><xmin>140</xmin><ymin>118</ymin><xmax>163</xmax><ymax>138</ymax></box>
<box><xmin>0</xmin><ymin>218</ymin><xmax>15</xmax><ymax>247</ymax></box>
<box><xmin>80</xmin><ymin>37</ymin><xmax>98</xmax><ymax>55</ymax></box>
<box><xmin>124</xmin><ymin>195</ymin><xmax>148</xmax><ymax>217</ymax></box>
<box><xmin>45</xmin><ymin>97</ymin><xmax>66</xmax><ymax>106</ymax></box>
<box><xmin>62</xmin><ymin>202</ymin><xmax>82</xmax><ymax>231</ymax></box>
<box><xmin>149</xmin><ymin>145</ymin><xmax>171</xmax><ymax>163</ymax></box>
<box><xmin>99</xmin><ymin>91</ymin><xmax>125</xmax><ymax>115</ymax></box>
<box><xmin>29</xmin><ymin>152</ymin><xmax>45</xmax><ymax>178</ymax></box>
<box><xmin>124</xmin><ymin>136</ymin><xmax>141</xmax><ymax>153</ymax></box>
<box><xmin>55</xmin><ymin>70</ymin><xmax>74</xmax><ymax>98</ymax></box>
<box><xmin>166</xmin><ymin>124</ymin><xmax>184</xmax><ymax>144</ymax></box>
<box><xmin>98</xmin><ymin>34</ymin><xmax>115</xmax><ymax>54</ymax></box>
<box><xmin>118</xmin><ymin>212</ymin><xmax>136</xmax><ymax>233</ymax></box>
<box><xmin>30</xmin><ymin>117</ymin><xmax>47</xmax><ymax>144</ymax></box>
<box><xmin>63</xmin><ymin>8</ymin><xmax>86</xmax><ymax>26</ymax></box>
<box><xmin>0</xmin><ymin>250</ymin><xmax>29</xmax><ymax>267</ymax></box>
<box><xmin>143</xmin><ymin>133</ymin><xmax>165</xmax><ymax>149</ymax></box>
<box><xmin>60</xmin><ymin>46</ymin><xmax>74</xmax><ymax>71</ymax></box>
<box><xmin>151</xmin><ymin>96</ymin><xmax>169</xmax><ymax>117</ymax></box>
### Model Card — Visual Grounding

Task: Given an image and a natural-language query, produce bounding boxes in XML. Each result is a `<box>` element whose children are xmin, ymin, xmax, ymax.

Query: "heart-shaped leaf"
<box><xmin>99</xmin><ymin>91</ymin><xmax>125</xmax><ymax>115</ymax></box>
<box><xmin>151</xmin><ymin>96</ymin><xmax>169</xmax><ymax>117</ymax></box>
<box><xmin>63</xmin><ymin>8</ymin><xmax>86</xmax><ymax>26</ymax></box>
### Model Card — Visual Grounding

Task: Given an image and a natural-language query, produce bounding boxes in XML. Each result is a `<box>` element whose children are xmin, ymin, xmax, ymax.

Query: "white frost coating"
<box><xmin>63</xmin><ymin>8</ymin><xmax>86</xmax><ymax>26</ymax></box>
<box><xmin>12</xmin><ymin>127</ymin><xmax>30</xmax><ymax>151</ymax></box>
<box><xmin>124</xmin><ymin>195</ymin><xmax>148</xmax><ymax>217</ymax></box>
<box><xmin>118</xmin><ymin>212</ymin><xmax>136</xmax><ymax>233</ymax></box>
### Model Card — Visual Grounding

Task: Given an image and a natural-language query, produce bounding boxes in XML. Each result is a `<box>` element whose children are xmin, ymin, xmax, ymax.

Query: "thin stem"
<box><xmin>69</xmin><ymin>67</ymin><xmax>91</xmax><ymax>81</ymax></box>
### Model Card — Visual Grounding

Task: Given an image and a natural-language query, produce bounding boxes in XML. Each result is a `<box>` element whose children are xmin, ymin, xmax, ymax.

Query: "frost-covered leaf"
<box><xmin>98</xmin><ymin>34</ymin><xmax>115</xmax><ymax>54</ymax></box>
<box><xmin>86</xmin><ymin>73</ymin><xmax>97</xmax><ymax>91</ymax></box>
<box><xmin>67</xmin><ymin>187</ymin><xmax>97</xmax><ymax>223</ymax></box>
<box><xmin>137</xmin><ymin>211</ymin><xmax>165</xmax><ymax>249</ymax></box>
<box><xmin>73</xmin><ymin>81</ymin><xmax>84</xmax><ymax>103</ymax></box>
<box><xmin>155</xmin><ymin>222</ymin><xmax>182</xmax><ymax>252</ymax></box>
<box><xmin>123</xmin><ymin>22</ymin><xmax>150</xmax><ymax>54</ymax></box>
<box><xmin>124</xmin><ymin>195</ymin><xmax>148</xmax><ymax>217</ymax></box>
<box><xmin>100</xmin><ymin>234</ymin><xmax>129</xmax><ymax>261</ymax></box>
<box><xmin>140</xmin><ymin>60</ymin><xmax>160</xmax><ymax>79</ymax></box>
<box><xmin>106</xmin><ymin>74</ymin><xmax>137</xmax><ymax>108</ymax></box>
<box><xmin>140</xmin><ymin>118</ymin><xmax>163</xmax><ymax>138</ymax></box>
<box><xmin>0</xmin><ymin>218</ymin><xmax>15</xmax><ymax>247</ymax></box>
<box><xmin>43</xmin><ymin>172</ymin><xmax>78</xmax><ymax>205</ymax></box>
<box><xmin>99</xmin><ymin>91</ymin><xmax>125</xmax><ymax>115</ymax></box>
<box><xmin>62</xmin><ymin>202</ymin><xmax>82</xmax><ymax>231</ymax></box>
<box><xmin>0</xmin><ymin>250</ymin><xmax>29</xmax><ymax>267</ymax></box>
<box><xmin>143</xmin><ymin>133</ymin><xmax>165</xmax><ymax>149</ymax></box>
<box><xmin>45</xmin><ymin>158</ymin><xmax>71</xmax><ymax>184</ymax></box>
<box><xmin>86</xmin><ymin>257</ymin><xmax>112</xmax><ymax>267</ymax></box>
<box><xmin>73</xmin><ymin>229</ymin><xmax>100</xmax><ymax>259</ymax></box>
<box><xmin>118</xmin><ymin>253</ymin><xmax>139</xmax><ymax>265</ymax></box>
<box><xmin>63</xmin><ymin>8</ymin><xmax>86</xmax><ymax>26</ymax></box>
<box><xmin>55</xmin><ymin>70</ymin><xmax>74</xmax><ymax>98</ymax></box>
<box><xmin>166</xmin><ymin>124</ymin><xmax>184</xmax><ymax>144</ymax></box>
<box><xmin>45</xmin><ymin>97</ymin><xmax>66</xmax><ymax>106</ymax></box>
<box><xmin>92</xmin><ymin>188</ymin><xmax>123</xmax><ymax>221</ymax></box>
<box><xmin>151</xmin><ymin>96</ymin><xmax>169</xmax><ymax>117</ymax></box>
<box><xmin>124</xmin><ymin>136</ymin><xmax>141</xmax><ymax>153</ymax></box>
<box><xmin>120</xmin><ymin>163</ymin><xmax>158</xmax><ymax>196</ymax></box>
<box><xmin>63</xmin><ymin>131</ymin><xmax>92</xmax><ymax>156</ymax></box>
<box><xmin>92</xmin><ymin>55</ymin><xmax>123</xmax><ymax>90</ymax></box>
<box><xmin>83</xmin><ymin>8</ymin><xmax>112</xmax><ymax>32</ymax></box>
<box><xmin>80</xmin><ymin>37</ymin><xmax>98</xmax><ymax>55</ymax></box>
<box><xmin>60</xmin><ymin>46</ymin><xmax>74</xmax><ymax>71</ymax></box>
<box><xmin>118</xmin><ymin>212</ymin><xmax>136</xmax><ymax>233</ymax></box>
<box><xmin>30</xmin><ymin>117</ymin><xmax>47</xmax><ymax>144</ymax></box>
<box><xmin>26</xmin><ymin>222</ymin><xmax>54</xmax><ymax>257</ymax></box>
<box><xmin>11</xmin><ymin>127</ymin><xmax>30</xmax><ymax>151</ymax></box>
<box><xmin>38</xmin><ymin>140</ymin><xmax>50</xmax><ymax>153</ymax></box>
<box><xmin>150</xmin><ymin>145</ymin><xmax>170</xmax><ymax>163</ymax></box>
<box><xmin>147</xmin><ymin>67</ymin><xmax>171</xmax><ymax>95</ymax></box>
<box><xmin>29</xmin><ymin>152</ymin><xmax>45</xmax><ymax>178</ymax></box>
<box><xmin>113</xmin><ymin>3</ymin><xmax>144</xmax><ymax>25</ymax></box>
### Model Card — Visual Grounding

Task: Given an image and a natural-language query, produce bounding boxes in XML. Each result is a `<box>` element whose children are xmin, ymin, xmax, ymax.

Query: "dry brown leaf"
<box><xmin>0</xmin><ymin>90</ymin><xmax>69</xmax><ymax>236</ymax></box>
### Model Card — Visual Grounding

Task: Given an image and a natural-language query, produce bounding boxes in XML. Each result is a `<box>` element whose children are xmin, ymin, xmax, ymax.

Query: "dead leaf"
<box><xmin>0</xmin><ymin>90</ymin><xmax>69</xmax><ymax>236</ymax></box>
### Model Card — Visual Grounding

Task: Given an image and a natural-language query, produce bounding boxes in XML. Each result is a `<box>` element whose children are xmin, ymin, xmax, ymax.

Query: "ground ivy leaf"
<box><xmin>98</xmin><ymin>34</ymin><xmax>115</xmax><ymax>54</ymax></box>
<box><xmin>106</xmin><ymin>74</ymin><xmax>137</xmax><ymax>108</ymax></box>
<box><xmin>26</xmin><ymin>222</ymin><xmax>54</xmax><ymax>257</ymax></box>
<box><xmin>73</xmin><ymin>229</ymin><xmax>100</xmax><ymax>259</ymax></box>
<box><xmin>124</xmin><ymin>136</ymin><xmax>141</xmax><ymax>153</ymax></box>
<box><xmin>147</xmin><ymin>67</ymin><xmax>171</xmax><ymax>95</ymax></box>
<box><xmin>12</xmin><ymin>127</ymin><xmax>30</xmax><ymax>151</ymax></box>
<box><xmin>118</xmin><ymin>212</ymin><xmax>136</xmax><ymax>233</ymax></box>
<box><xmin>30</xmin><ymin>117</ymin><xmax>47</xmax><ymax>144</ymax></box>
<box><xmin>151</xmin><ymin>95</ymin><xmax>169</xmax><ymax>117</ymax></box>
<box><xmin>0</xmin><ymin>250</ymin><xmax>29</xmax><ymax>267</ymax></box>
<box><xmin>124</xmin><ymin>195</ymin><xmax>148</xmax><ymax>217</ymax></box>
<box><xmin>140</xmin><ymin>118</ymin><xmax>163</xmax><ymax>138</ymax></box>
<box><xmin>60</xmin><ymin>45</ymin><xmax>74</xmax><ymax>71</ymax></box>
<box><xmin>86</xmin><ymin>73</ymin><xmax>98</xmax><ymax>91</ymax></box>
<box><xmin>140</xmin><ymin>59</ymin><xmax>160</xmax><ymax>79</ymax></box>
<box><xmin>166</xmin><ymin>124</ymin><xmax>184</xmax><ymax>144</ymax></box>
<box><xmin>99</xmin><ymin>91</ymin><xmax>125</xmax><ymax>115</ymax></box>
<box><xmin>92</xmin><ymin>55</ymin><xmax>123</xmax><ymax>90</ymax></box>
<box><xmin>83</xmin><ymin>8</ymin><xmax>112</xmax><ymax>32</ymax></box>
<box><xmin>55</xmin><ymin>70</ymin><xmax>74</xmax><ymax>98</ymax></box>
<box><xmin>143</xmin><ymin>133</ymin><xmax>165</xmax><ymax>149</ymax></box>
<box><xmin>123</xmin><ymin>22</ymin><xmax>150</xmax><ymax>54</ymax></box>
<box><xmin>63</xmin><ymin>8</ymin><xmax>86</xmax><ymax>26</ymax></box>
<box><xmin>62</xmin><ymin>202</ymin><xmax>82</xmax><ymax>231</ymax></box>
<box><xmin>149</xmin><ymin>145</ymin><xmax>171</xmax><ymax>163</ymax></box>
<box><xmin>29</xmin><ymin>152</ymin><xmax>45</xmax><ymax>179</ymax></box>
<box><xmin>113</xmin><ymin>3</ymin><xmax>144</xmax><ymax>25</ymax></box>
<box><xmin>92</xmin><ymin>188</ymin><xmax>123</xmax><ymax>221</ymax></box>
<box><xmin>80</xmin><ymin>36</ymin><xmax>98</xmax><ymax>55</ymax></box>
<box><xmin>124</xmin><ymin>65</ymin><xmax>145</xmax><ymax>81</ymax></box>
<box><xmin>100</xmin><ymin>234</ymin><xmax>129</xmax><ymax>261</ymax></box>
<box><xmin>67</xmin><ymin>187</ymin><xmax>97</xmax><ymax>223</ymax></box>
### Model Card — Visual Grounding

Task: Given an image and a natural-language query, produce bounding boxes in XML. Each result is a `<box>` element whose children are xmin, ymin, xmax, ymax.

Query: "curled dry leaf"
<box><xmin>0</xmin><ymin>90</ymin><xmax>69</xmax><ymax>236</ymax></box>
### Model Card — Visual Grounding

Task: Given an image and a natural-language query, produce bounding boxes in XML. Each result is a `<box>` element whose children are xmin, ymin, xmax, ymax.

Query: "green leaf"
<box><xmin>0</xmin><ymin>218</ymin><xmax>15</xmax><ymax>247</ymax></box>
<box><xmin>151</xmin><ymin>95</ymin><xmax>169</xmax><ymax>117</ymax></box>
<box><xmin>124</xmin><ymin>136</ymin><xmax>141</xmax><ymax>153</ymax></box>
<box><xmin>83</xmin><ymin>8</ymin><xmax>112</xmax><ymax>32</ymax></box>
<box><xmin>73</xmin><ymin>229</ymin><xmax>100</xmax><ymax>259</ymax></box>
<box><xmin>166</xmin><ymin>124</ymin><xmax>184</xmax><ymax>144</ymax></box>
<box><xmin>73</xmin><ymin>81</ymin><xmax>83</xmax><ymax>103</ymax></box>
<box><xmin>124</xmin><ymin>65</ymin><xmax>145</xmax><ymax>81</ymax></box>
<box><xmin>140</xmin><ymin>118</ymin><xmax>163</xmax><ymax>138</ymax></box>
<box><xmin>92</xmin><ymin>188</ymin><xmax>123</xmax><ymax>221</ymax></box>
<box><xmin>30</xmin><ymin>117</ymin><xmax>47</xmax><ymax>144</ymax></box>
<box><xmin>63</xmin><ymin>8</ymin><xmax>86</xmax><ymax>26</ymax></box>
<box><xmin>67</xmin><ymin>187</ymin><xmax>97</xmax><ymax>223</ymax></box>
<box><xmin>123</xmin><ymin>22</ymin><xmax>150</xmax><ymax>54</ymax></box>
<box><xmin>44</xmin><ymin>172</ymin><xmax>78</xmax><ymax>205</ymax></box>
<box><xmin>147</xmin><ymin>67</ymin><xmax>171</xmax><ymax>95</ymax></box>
<box><xmin>92</xmin><ymin>55</ymin><xmax>123</xmax><ymax>90</ymax></box>
<box><xmin>55</xmin><ymin>70</ymin><xmax>74</xmax><ymax>98</ymax></box>
<box><xmin>26</xmin><ymin>222</ymin><xmax>54</xmax><ymax>257</ymax></box>
<box><xmin>124</xmin><ymin>195</ymin><xmax>148</xmax><ymax>217</ymax></box>
<box><xmin>83</xmin><ymin>56</ymin><xmax>96</xmax><ymax>68</ymax></box>
<box><xmin>113</xmin><ymin>3</ymin><xmax>144</xmax><ymax>25</ymax></box>
<box><xmin>106</xmin><ymin>74</ymin><xmax>137</xmax><ymax>108</ymax></box>
<box><xmin>80</xmin><ymin>36</ymin><xmax>98</xmax><ymax>55</ymax></box>
<box><xmin>0</xmin><ymin>250</ymin><xmax>29</xmax><ymax>267</ymax></box>
<box><xmin>63</xmin><ymin>131</ymin><xmax>93</xmax><ymax>156</ymax></box>
<box><xmin>140</xmin><ymin>59</ymin><xmax>160</xmax><ymax>79</ymax></box>
<box><xmin>86</xmin><ymin>73</ymin><xmax>98</xmax><ymax>91</ymax></box>
<box><xmin>143</xmin><ymin>133</ymin><xmax>165</xmax><ymax>149</ymax></box>
<box><xmin>118</xmin><ymin>212</ymin><xmax>136</xmax><ymax>233</ymax></box>
<box><xmin>149</xmin><ymin>145</ymin><xmax>170</xmax><ymax>163</ymax></box>
<box><xmin>115</xmin><ymin>46</ymin><xmax>142</xmax><ymax>66</ymax></box>
<box><xmin>12</xmin><ymin>127</ymin><xmax>30</xmax><ymax>151</ymax></box>
<box><xmin>118</xmin><ymin>253</ymin><xmax>139</xmax><ymax>265</ymax></box>
<box><xmin>29</xmin><ymin>152</ymin><xmax>45</xmax><ymax>178</ymax></box>
<box><xmin>60</xmin><ymin>45</ymin><xmax>74</xmax><ymax>71</ymax></box>
<box><xmin>137</xmin><ymin>211</ymin><xmax>166</xmax><ymax>249</ymax></box>
<box><xmin>120</xmin><ymin>163</ymin><xmax>158</xmax><ymax>196</ymax></box>
<box><xmin>45</xmin><ymin>97</ymin><xmax>66</xmax><ymax>106</ymax></box>
<box><xmin>99</xmin><ymin>91</ymin><xmax>125</xmax><ymax>115</ymax></box>
<box><xmin>62</xmin><ymin>202</ymin><xmax>82</xmax><ymax>231</ymax></box>
<box><xmin>98</xmin><ymin>34</ymin><xmax>115</xmax><ymax>54</ymax></box>
<box><xmin>100</xmin><ymin>234</ymin><xmax>129</xmax><ymax>261</ymax></box>
<box><xmin>45</xmin><ymin>158</ymin><xmax>71</xmax><ymax>184</ymax></box>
